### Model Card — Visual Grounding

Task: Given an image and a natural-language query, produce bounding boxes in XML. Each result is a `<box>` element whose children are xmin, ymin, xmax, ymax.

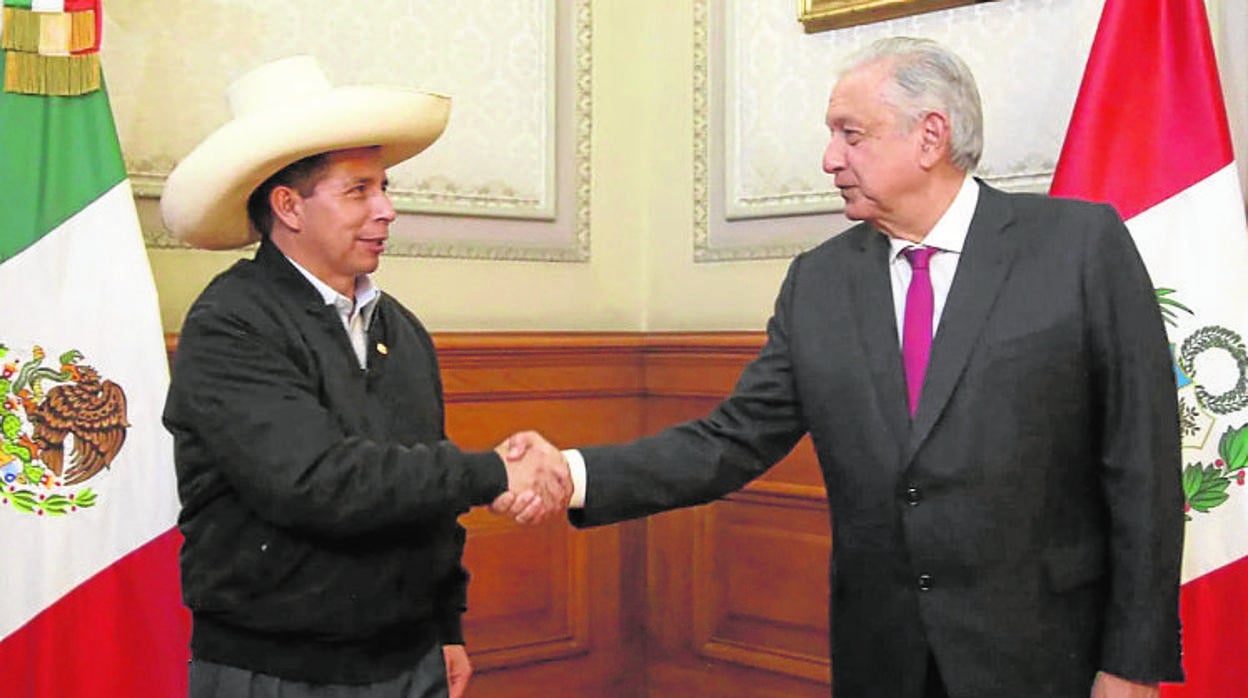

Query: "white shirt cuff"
<box><xmin>564</xmin><ymin>449</ymin><xmax>586</xmax><ymax>509</ymax></box>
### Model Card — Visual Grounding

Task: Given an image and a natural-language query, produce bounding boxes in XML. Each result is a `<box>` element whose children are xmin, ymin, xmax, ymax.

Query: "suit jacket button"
<box><xmin>906</xmin><ymin>487</ymin><xmax>921</xmax><ymax>505</ymax></box>
<box><xmin>917</xmin><ymin>574</ymin><xmax>933</xmax><ymax>591</ymax></box>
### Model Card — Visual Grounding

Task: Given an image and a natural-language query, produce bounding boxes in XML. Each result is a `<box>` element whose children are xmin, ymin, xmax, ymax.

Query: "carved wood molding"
<box><xmin>432</xmin><ymin>331</ymin><xmax>765</xmax><ymax>401</ymax></box>
<box><xmin>692</xmin><ymin>498</ymin><xmax>832</xmax><ymax>684</ymax></box>
<box><xmin>460</xmin><ymin>509</ymin><xmax>592</xmax><ymax>670</ymax></box>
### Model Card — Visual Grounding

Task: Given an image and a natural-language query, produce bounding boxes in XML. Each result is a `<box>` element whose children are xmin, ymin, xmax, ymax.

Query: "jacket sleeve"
<box><xmin>166</xmin><ymin>296</ymin><xmax>508</xmax><ymax>540</ymax></box>
<box><xmin>434</xmin><ymin>527</ymin><xmax>469</xmax><ymax>645</ymax></box>
<box><xmin>571</xmin><ymin>255</ymin><xmax>810</xmax><ymax>528</ymax></box>
<box><xmin>1082</xmin><ymin>204</ymin><xmax>1185</xmax><ymax>682</ymax></box>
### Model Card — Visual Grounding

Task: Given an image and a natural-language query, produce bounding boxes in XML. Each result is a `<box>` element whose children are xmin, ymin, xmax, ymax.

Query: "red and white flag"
<box><xmin>0</xmin><ymin>2</ymin><xmax>189</xmax><ymax>696</ymax></box>
<box><xmin>1052</xmin><ymin>0</ymin><xmax>1248</xmax><ymax>694</ymax></box>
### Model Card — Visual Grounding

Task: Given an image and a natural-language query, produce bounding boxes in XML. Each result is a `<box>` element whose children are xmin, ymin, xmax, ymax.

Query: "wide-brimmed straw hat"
<box><xmin>160</xmin><ymin>55</ymin><xmax>450</xmax><ymax>250</ymax></box>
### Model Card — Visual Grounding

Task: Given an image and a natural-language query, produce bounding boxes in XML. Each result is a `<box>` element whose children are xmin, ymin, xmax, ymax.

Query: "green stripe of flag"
<box><xmin>0</xmin><ymin>49</ymin><xmax>126</xmax><ymax>262</ymax></box>
<box><xmin>2</xmin><ymin>1</ymin><xmax>35</xmax><ymax>9</ymax></box>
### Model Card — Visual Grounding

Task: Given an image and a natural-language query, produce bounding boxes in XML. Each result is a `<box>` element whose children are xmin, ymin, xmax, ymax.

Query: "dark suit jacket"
<box><xmin>571</xmin><ymin>182</ymin><xmax>1184</xmax><ymax>697</ymax></box>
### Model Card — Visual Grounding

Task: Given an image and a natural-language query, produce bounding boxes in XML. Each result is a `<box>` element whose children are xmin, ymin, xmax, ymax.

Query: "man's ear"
<box><xmin>918</xmin><ymin>110</ymin><xmax>951</xmax><ymax>169</ymax></box>
<box><xmin>270</xmin><ymin>186</ymin><xmax>303</xmax><ymax>232</ymax></box>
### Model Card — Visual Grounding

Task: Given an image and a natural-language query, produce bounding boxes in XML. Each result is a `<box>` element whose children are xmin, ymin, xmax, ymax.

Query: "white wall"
<box><xmin>111</xmin><ymin>0</ymin><xmax>1247</xmax><ymax>334</ymax></box>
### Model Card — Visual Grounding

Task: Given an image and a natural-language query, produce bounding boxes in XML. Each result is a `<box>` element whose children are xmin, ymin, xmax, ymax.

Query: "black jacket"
<box><xmin>164</xmin><ymin>241</ymin><xmax>507</xmax><ymax>684</ymax></box>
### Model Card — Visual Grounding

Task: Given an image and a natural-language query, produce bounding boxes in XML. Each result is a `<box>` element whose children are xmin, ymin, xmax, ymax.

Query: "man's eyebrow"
<box><xmin>339</xmin><ymin>175</ymin><xmax>382</xmax><ymax>188</ymax></box>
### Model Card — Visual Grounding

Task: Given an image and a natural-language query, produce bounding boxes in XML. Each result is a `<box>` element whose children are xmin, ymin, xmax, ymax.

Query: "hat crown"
<box><xmin>164</xmin><ymin>54</ymin><xmax>450</xmax><ymax>250</ymax></box>
<box><xmin>227</xmin><ymin>55</ymin><xmax>331</xmax><ymax>118</ymax></box>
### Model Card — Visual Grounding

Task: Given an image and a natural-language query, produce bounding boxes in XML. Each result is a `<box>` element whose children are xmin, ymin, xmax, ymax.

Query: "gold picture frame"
<box><xmin>798</xmin><ymin>0</ymin><xmax>991</xmax><ymax>33</ymax></box>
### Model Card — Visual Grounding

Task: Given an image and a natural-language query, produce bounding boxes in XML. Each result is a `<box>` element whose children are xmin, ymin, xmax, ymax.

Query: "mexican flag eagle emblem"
<box><xmin>0</xmin><ymin>344</ymin><xmax>128</xmax><ymax>515</ymax></box>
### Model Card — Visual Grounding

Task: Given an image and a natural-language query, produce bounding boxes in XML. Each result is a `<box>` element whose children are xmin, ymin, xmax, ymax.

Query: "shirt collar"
<box><xmin>888</xmin><ymin>174</ymin><xmax>980</xmax><ymax>261</ymax></box>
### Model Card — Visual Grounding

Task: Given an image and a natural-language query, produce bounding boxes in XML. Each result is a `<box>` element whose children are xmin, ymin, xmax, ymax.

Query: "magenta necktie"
<box><xmin>902</xmin><ymin>247</ymin><xmax>937</xmax><ymax>416</ymax></box>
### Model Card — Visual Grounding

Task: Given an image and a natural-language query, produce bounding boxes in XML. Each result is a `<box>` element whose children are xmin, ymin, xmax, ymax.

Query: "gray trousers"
<box><xmin>189</xmin><ymin>643</ymin><xmax>448</xmax><ymax>698</ymax></box>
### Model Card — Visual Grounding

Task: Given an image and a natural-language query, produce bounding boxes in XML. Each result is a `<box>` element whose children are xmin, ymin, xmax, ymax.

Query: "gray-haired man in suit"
<box><xmin>499</xmin><ymin>37</ymin><xmax>1184</xmax><ymax>698</ymax></box>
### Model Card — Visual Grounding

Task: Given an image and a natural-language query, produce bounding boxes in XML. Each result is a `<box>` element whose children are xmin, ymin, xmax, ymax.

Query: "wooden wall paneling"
<box><xmin>460</xmin><ymin>521</ymin><xmax>645</xmax><ymax>698</ymax></box>
<box><xmin>640</xmin><ymin>332</ymin><xmax>763</xmax><ymax>398</ymax></box>
<box><xmin>692</xmin><ymin>491</ymin><xmax>831</xmax><ymax>682</ymax></box>
<box><xmin>435</xmin><ymin>332</ymin><xmax>646</xmax><ymax>405</ymax></box>
<box><xmin>436</xmin><ymin>333</ymin><xmax>648</xmax><ymax>696</ymax></box>
<box><xmin>640</xmin><ymin>333</ymin><xmax>831</xmax><ymax>696</ymax></box>
<box><xmin>458</xmin><ymin>508</ymin><xmax>589</xmax><ymax>668</ymax></box>
<box><xmin>638</xmin><ymin>333</ymin><xmax>758</xmax><ymax>660</ymax></box>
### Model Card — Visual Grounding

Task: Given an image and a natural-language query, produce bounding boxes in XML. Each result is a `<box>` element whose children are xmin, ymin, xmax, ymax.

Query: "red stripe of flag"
<box><xmin>0</xmin><ymin>528</ymin><xmax>189</xmax><ymax>697</ymax></box>
<box><xmin>1051</xmin><ymin>0</ymin><xmax>1248</xmax><ymax>694</ymax></box>
<box><xmin>1049</xmin><ymin>0</ymin><xmax>1233</xmax><ymax>219</ymax></box>
<box><xmin>1171</xmin><ymin>557</ymin><xmax>1248</xmax><ymax>697</ymax></box>
<box><xmin>68</xmin><ymin>0</ymin><xmax>102</xmax><ymax>54</ymax></box>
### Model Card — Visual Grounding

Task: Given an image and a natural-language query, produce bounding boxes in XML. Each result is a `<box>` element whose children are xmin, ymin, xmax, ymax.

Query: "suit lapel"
<box><xmin>847</xmin><ymin>226</ymin><xmax>911</xmax><ymax>449</ymax></box>
<box><xmin>906</xmin><ymin>183</ymin><xmax>1020</xmax><ymax>459</ymax></box>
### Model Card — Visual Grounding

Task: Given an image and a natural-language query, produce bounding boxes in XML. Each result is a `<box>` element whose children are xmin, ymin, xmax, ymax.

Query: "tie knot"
<box><xmin>904</xmin><ymin>246</ymin><xmax>937</xmax><ymax>271</ymax></box>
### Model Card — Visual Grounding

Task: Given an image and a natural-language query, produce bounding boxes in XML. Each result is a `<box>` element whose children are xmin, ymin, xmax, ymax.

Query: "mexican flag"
<box><xmin>1051</xmin><ymin>0</ymin><xmax>1248</xmax><ymax>694</ymax></box>
<box><xmin>0</xmin><ymin>1</ymin><xmax>189</xmax><ymax>696</ymax></box>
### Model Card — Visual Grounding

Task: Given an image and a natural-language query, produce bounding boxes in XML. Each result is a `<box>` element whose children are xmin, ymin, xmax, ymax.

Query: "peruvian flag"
<box><xmin>1051</xmin><ymin>0</ymin><xmax>1248</xmax><ymax>694</ymax></box>
<box><xmin>0</xmin><ymin>2</ymin><xmax>189</xmax><ymax>696</ymax></box>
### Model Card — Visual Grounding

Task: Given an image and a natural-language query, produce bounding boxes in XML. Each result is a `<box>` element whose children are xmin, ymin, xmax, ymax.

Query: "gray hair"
<box><xmin>842</xmin><ymin>37</ymin><xmax>983</xmax><ymax>171</ymax></box>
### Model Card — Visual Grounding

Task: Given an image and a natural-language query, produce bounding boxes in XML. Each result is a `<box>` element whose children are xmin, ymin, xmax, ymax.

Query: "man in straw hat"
<box><xmin>161</xmin><ymin>56</ymin><xmax>572</xmax><ymax>698</ymax></box>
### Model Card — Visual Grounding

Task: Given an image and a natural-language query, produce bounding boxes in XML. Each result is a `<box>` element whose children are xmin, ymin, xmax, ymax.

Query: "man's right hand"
<box><xmin>492</xmin><ymin>431</ymin><xmax>570</xmax><ymax>524</ymax></box>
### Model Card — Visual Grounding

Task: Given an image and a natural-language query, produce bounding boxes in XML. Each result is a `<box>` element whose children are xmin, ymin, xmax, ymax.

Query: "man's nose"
<box><xmin>822</xmin><ymin>139</ymin><xmax>843</xmax><ymax>173</ymax></box>
<box><xmin>375</xmin><ymin>192</ymin><xmax>397</xmax><ymax>222</ymax></box>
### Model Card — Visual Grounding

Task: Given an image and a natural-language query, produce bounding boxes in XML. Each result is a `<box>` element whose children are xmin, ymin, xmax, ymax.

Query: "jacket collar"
<box><xmin>253</xmin><ymin>239</ymin><xmax>335</xmax><ymax>311</ymax></box>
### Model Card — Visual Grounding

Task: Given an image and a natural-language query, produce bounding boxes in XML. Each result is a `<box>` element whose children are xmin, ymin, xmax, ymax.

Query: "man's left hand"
<box><xmin>443</xmin><ymin>644</ymin><xmax>472</xmax><ymax>698</ymax></box>
<box><xmin>1092</xmin><ymin>672</ymin><xmax>1159</xmax><ymax>698</ymax></box>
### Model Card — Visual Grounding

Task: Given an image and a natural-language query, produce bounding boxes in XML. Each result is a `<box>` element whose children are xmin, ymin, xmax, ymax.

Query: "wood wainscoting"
<box><xmin>167</xmin><ymin>332</ymin><xmax>832</xmax><ymax>697</ymax></box>
<box><xmin>436</xmin><ymin>333</ymin><xmax>831</xmax><ymax>698</ymax></box>
<box><xmin>435</xmin><ymin>333</ymin><xmax>648</xmax><ymax>698</ymax></box>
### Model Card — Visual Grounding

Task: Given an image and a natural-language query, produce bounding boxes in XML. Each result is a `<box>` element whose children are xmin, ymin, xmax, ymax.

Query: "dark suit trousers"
<box><xmin>188</xmin><ymin>642</ymin><xmax>448</xmax><ymax>698</ymax></box>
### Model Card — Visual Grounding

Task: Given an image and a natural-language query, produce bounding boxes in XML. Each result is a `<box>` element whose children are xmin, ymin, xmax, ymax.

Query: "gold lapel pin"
<box><xmin>376</xmin><ymin>342</ymin><xmax>388</xmax><ymax>355</ymax></box>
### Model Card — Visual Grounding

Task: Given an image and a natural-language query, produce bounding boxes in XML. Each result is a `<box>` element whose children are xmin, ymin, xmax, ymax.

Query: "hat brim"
<box><xmin>160</xmin><ymin>86</ymin><xmax>450</xmax><ymax>250</ymax></box>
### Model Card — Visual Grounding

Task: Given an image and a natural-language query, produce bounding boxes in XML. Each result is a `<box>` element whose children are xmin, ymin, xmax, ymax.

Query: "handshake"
<box><xmin>491</xmin><ymin>431</ymin><xmax>572</xmax><ymax>524</ymax></box>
